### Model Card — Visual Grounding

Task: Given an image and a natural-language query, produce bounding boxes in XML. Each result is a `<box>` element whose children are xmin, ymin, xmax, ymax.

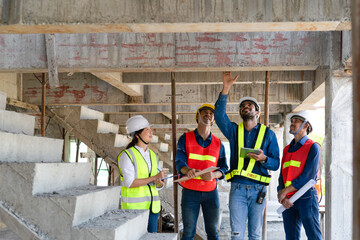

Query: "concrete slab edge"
<box><xmin>0</xmin><ymin>201</ymin><xmax>49</xmax><ymax>240</ymax></box>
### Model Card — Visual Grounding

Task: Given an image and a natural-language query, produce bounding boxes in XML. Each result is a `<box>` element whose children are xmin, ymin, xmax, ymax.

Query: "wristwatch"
<box><xmin>260</xmin><ymin>157</ymin><xmax>268</xmax><ymax>164</ymax></box>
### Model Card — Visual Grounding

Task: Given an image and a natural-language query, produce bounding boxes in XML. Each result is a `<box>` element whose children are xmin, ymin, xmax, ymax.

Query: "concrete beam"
<box><xmin>123</xmin><ymin>71</ymin><xmax>314</xmax><ymax>85</ymax></box>
<box><xmin>0</xmin><ymin>0</ymin><xmax>351</xmax><ymax>34</ymax></box>
<box><xmin>91</xmin><ymin>72</ymin><xmax>143</xmax><ymax>97</ymax></box>
<box><xmin>0</xmin><ymin>32</ymin><xmax>328</xmax><ymax>72</ymax></box>
<box><xmin>293</xmin><ymin>82</ymin><xmax>325</xmax><ymax>112</ymax></box>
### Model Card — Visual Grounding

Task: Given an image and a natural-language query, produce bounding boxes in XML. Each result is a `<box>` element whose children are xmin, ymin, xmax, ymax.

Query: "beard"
<box><xmin>240</xmin><ymin>110</ymin><xmax>256</xmax><ymax>121</ymax></box>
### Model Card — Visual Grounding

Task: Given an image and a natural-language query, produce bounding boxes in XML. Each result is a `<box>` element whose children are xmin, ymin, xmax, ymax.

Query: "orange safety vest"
<box><xmin>281</xmin><ymin>139</ymin><xmax>314</xmax><ymax>197</ymax></box>
<box><xmin>181</xmin><ymin>131</ymin><xmax>221</xmax><ymax>192</ymax></box>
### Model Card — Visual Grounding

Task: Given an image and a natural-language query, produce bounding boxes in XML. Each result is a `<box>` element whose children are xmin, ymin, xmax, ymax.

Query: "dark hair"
<box><xmin>126</xmin><ymin>128</ymin><xmax>144</xmax><ymax>149</ymax></box>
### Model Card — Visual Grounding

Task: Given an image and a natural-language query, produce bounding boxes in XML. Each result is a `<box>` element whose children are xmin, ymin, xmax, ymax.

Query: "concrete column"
<box><xmin>63</xmin><ymin>131</ymin><xmax>71</xmax><ymax>162</ymax></box>
<box><xmin>325</xmin><ymin>74</ymin><xmax>353</xmax><ymax>240</ymax></box>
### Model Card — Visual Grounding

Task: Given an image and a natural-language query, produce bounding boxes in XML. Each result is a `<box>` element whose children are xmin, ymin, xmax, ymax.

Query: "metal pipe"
<box><xmin>75</xmin><ymin>139</ymin><xmax>80</xmax><ymax>163</ymax></box>
<box><xmin>352</xmin><ymin>0</ymin><xmax>360</xmax><ymax>238</ymax></box>
<box><xmin>262</xmin><ymin>71</ymin><xmax>270</xmax><ymax>240</ymax></box>
<box><xmin>41</xmin><ymin>73</ymin><xmax>46</xmax><ymax>136</ymax></box>
<box><xmin>171</xmin><ymin>72</ymin><xmax>179</xmax><ymax>233</ymax></box>
<box><xmin>94</xmin><ymin>155</ymin><xmax>98</xmax><ymax>185</ymax></box>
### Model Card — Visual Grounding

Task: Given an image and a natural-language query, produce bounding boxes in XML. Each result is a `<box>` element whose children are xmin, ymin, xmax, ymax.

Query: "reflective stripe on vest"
<box><xmin>282</xmin><ymin>160</ymin><xmax>301</xmax><ymax>169</ymax></box>
<box><xmin>225</xmin><ymin>123</ymin><xmax>271</xmax><ymax>184</ymax></box>
<box><xmin>117</xmin><ymin>147</ymin><xmax>161</xmax><ymax>213</ymax></box>
<box><xmin>181</xmin><ymin>131</ymin><xmax>221</xmax><ymax>192</ymax></box>
<box><xmin>281</xmin><ymin>139</ymin><xmax>314</xmax><ymax>197</ymax></box>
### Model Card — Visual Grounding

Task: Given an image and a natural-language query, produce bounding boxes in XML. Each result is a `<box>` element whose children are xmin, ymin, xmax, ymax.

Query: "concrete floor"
<box><xmin>218</xmin><ymin>210</ymin><xmax>307</xmax><ymax>240</ymax></box>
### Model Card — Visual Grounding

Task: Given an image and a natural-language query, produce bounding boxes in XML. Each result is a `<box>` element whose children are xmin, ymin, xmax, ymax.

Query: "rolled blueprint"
<box><xmin>277</xmin><ymin>179</ymin><xmax>317</xmax><ymax>214</ymax></box>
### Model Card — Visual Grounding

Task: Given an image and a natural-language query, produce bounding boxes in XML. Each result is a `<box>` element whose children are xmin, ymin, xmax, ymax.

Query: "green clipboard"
<box><xmin>240</xmin><ymin>147</ymin><xmax>260</xmax><ymax>158</ymax></box>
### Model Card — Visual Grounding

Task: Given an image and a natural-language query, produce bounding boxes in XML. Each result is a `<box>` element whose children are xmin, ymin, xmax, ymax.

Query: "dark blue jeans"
<box><xmin>282</xmin><ymin>189</ymin><xmax>322</xmax><ymax>240</ymax></box>
<box><xmin>181</xmin><ymin>188</ymin><xmax>220</xmax><ymax>240</ymax></box>
<box><xmin>148</xmin><ymin>211</ymin><xmax>160</xmax><ymax>233</ymax></box>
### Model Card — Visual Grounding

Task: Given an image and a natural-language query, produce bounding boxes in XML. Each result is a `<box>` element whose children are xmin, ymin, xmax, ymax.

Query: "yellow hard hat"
<box><xmin>195</xmin><ymin>104</ymin><xmax>215</xmax><ymax>121</ymax></box>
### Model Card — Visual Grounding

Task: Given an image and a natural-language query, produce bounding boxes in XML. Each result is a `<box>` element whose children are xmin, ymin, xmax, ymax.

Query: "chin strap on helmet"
<box><xmin>290</xmin><ymin>120</ymin><xmax>307</xmax><ymax>136</ymax></box>
<box><xmin>138</xmin><ymin>135</ymin><xmax>150</xmax><ymax>145</ymax></box>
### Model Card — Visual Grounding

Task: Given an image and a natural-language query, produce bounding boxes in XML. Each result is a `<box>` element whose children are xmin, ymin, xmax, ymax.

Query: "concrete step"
<box><xmin>38</xmin><ymin>185</ymin><xmax>121</xmax><ymax>227</ymax></box>
<box><xmin>0</xmin><ymin>131</ymin><xmax>63</xmax><ymax>163</ymax></box>
<box><xmin>0</xmin><ymin>110</ymin><xmax>35</xmax><ymax>135</ymax></box>
<box><xmin>80</xmin><ymin>106</ymin><xmax>104</xmax><ymax>120</ymax></box>
<box><xmin>0</xmin><ymin>202</ymin><xmax>45</xmax><ymax>240</ymax></box>
<box><xmin>32</xmin><ymin>163</ymin><xmax>91</xmax><ymax>195</ymax></box>
<box><xmin>81</xmin><ymin>119</ymin><xmax>119</xmax><ymax>134</ymax></box>
<box><xmin>74</xmin><ymin>209</ymin><xmax>149</xmax><ymax>240</ymax></box>
<box><xmin>98</xmin><ymin>133</ymin><xmax>130</xmax><ymax>148</ymax></box>
<box><xmin>141</xmin><ymin>232</ymin><xmax>178</xmax><ymax>240</ymax></box>
<box><xmin>0</xmin><ymin>92</ymin><xmax>6</xmax><ymax>110</ymax></box>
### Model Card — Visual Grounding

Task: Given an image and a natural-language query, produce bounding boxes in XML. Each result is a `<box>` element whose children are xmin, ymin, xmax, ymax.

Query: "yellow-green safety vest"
<box><xmin>118</xmin><ymin>147</ymin><xmax>161</xmax><ymax>214</ymax></box>
<box><xmin>225</xmin><ymin>123</ymin><xmax>271</xmax><ymax>185</ymax></box>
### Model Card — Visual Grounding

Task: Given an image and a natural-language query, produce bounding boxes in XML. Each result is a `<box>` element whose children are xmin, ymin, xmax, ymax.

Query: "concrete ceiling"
<box><xmin>0</xmin><ymin>0</ymin><xmax>352</xmax><ymax>139</ymax></box>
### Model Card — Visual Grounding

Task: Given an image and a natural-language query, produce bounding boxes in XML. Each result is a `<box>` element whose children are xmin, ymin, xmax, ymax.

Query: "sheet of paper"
<box><xmin>276</xmin><ymin>179</ymin><xmax>316</xmax><ymax>214</ymax></box>
<box><xmin>173</xmin><ymin>166</ymin><xmax>219</xmax><ymax>183</ymax></box>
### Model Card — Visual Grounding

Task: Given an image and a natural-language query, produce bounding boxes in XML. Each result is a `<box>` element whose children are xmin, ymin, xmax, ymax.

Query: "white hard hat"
<box><xmin>288</xmin><ymin>111</ymin><xmax>313</xmax><ymax>134</ymax></box>
<box><xmin>239</xmin><ymin>96</ymin><xmax>261</xmax><ymax>115</ymax></box>
<box><xmin>126</xmin><ymin>115</ymin><xmax>150</xmax><ymax>135</ymax></box>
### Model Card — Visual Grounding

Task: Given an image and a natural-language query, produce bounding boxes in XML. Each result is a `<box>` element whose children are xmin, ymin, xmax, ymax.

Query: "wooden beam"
<box><xmin>6</xmin><ymin>98</ymin><xmax>40</xmax><ymax>112</ymax></box>
<box><xmin>0</xmin><ymin>22</ymin><xmax>350</xmax><ymax>34</ymax></box>
<box><xmin>91</xmin><ymin>72</ymin><xmax>143</xmax><ymax>97</ymax></box>
<box><xmin>45</xmin><ymin>34</ymin><xmax>59</xmax><ymax>88</ymax></box>
<box><xmin>45</xmin><ymin>101</ymin><xmax>300</xmax><ymax>107</ymax></box>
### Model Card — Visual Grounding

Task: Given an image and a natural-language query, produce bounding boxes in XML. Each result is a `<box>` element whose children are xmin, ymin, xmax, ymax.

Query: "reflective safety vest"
<box><xmin>181</xmin><ymin>131</ymin><xmax>221</xmax><ymax>192</ymax></box>
<box><xmin>281</xmin><ymin>139</ymin><xmax>314</xmax><ymax>198</ymax></box>
<box><xmin>118</xmin><ymin>147</ymin><xmax>161</xmax><ymax>214</ymax></box>
<box><xmin>225</xmin><ymin>123</ymin><xmax>271</xmax><ymax>185</ymax></box>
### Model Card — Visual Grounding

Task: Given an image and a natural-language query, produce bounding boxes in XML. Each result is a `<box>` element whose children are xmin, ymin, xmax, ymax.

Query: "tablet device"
<box><xmin>240</xmin><ymin>147</ymin><xmax>260</xmax><ymax>158</ymax></box>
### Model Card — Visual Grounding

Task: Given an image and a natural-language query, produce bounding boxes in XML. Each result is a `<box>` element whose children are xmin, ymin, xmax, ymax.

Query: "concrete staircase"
<box><xmin>47</xmin><ymin>106</ymin><xmax>173</xmax><ymax>182</ymax></box>
<box><xmin>0</xmin><ymin>92</ymin><xmax>177</xmax><ymax>240</ymax></box>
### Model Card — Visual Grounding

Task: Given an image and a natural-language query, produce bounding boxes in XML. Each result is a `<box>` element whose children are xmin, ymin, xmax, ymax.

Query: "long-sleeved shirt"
<box><xmin>277</xmin><ymin>135</ymin><xmax>320</xmax><ymax>192</ymax></box>
<box><xmin>118</xmin><ymin>145</ymin><xmax>162</xmax><ymax>188</ymax></box>
<box><xmin>175</xmin><ymin>129</ymin><xmax>228</xmax><ymax>179</ymax></box>
<box><xmin>214</xmin><ymin>93</ymin><xmax>280</xmax><ymax>185</ymax></box>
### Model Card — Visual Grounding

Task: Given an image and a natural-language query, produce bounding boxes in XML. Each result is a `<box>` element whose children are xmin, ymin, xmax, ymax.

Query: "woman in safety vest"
<box><xmin>118</xmin><ymin>115</ymin><xmax>166</xmax><ymax>233</ymax></box>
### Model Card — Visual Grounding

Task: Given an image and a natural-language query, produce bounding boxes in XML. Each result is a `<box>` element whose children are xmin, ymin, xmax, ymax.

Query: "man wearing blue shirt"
<box><xmin>176</xmin><ymin>104</ymin><xmax>228</xmax><ymax>240</ymax></box>
<box><xmin>214</xmin><ymin>72</ymin><xmax>280</xmax><ymax>240</ymax></box>
<box><xmin>277</xmin><ymin>111</ymin><xmax>322</xmax><ymax>240</ymax></box>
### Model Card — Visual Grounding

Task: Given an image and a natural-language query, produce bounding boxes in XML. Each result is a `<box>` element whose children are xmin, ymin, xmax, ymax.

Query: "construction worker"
<box><xmin>214</xmin><ymin>72</ymin><xmax>280</xmax><ymax>240</ymax></box>
<box><xmin>175</xmin><ymin>104</ymin><xmax>228</xmax><ymax>240</ymax></box>
<box><xmin>277</xmin><ymin>111</ymin><xmax>322</xmax><ymax>240</ymax></box>
<box><xmin>118</xmin><ymin>115</ymin><xmax>166</xmax><ymax>233</ymax></box>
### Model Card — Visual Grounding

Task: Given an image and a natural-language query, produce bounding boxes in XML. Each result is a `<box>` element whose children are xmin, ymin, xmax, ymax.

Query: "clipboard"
<box><xmin>173</xmin><ymin>166</ymin><xmax>219</xmax><ymax>183</ymax></box>
<box><xmin>240</xmin><ymin>147</ymin><xmax>260</xmax><ymax>158</ymax></box>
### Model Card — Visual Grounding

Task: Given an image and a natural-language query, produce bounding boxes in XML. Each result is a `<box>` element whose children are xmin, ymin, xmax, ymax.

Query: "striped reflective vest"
<box><xmin>118</xmin><ymin>147</ymin><xmax>161</xmax><ymax>214</ymax></box>
<box><xmin>181</xmin><ymin>131</ymin><xmax>221</xmax><ymax>192</ymax></box>
<box><xmin>281</xmin><ymin>139</ymin><xmax>314</xmax><ymax>197</ymax></box>
<box><xmin>225</xmin><ymin>123</ymin><xmax>271</xmax><ymax>185</ymax></box>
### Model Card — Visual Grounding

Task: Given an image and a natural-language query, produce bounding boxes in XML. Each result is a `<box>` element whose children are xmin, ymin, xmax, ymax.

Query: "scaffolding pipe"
<box><xmin>262</xmin><ymin>71</ymin><xmax>270</xmax><ymax>240</ymax></box>
<box><xmin>94</xmin><ymin>155</ymin><xmax>98</xmax><ymax>185</ymax></box>
<box><xmin>171</xmin><ymin>72</ymin><xmax>179</xmax><ymax>233</ymax></box>
<box><xmin>41</xmin><ymin>73</ymin><xmax>46</xmax><ymax>136</ymax></box>
<box><xmin>352</xmin><ymin>0</ymin><xmax>360</xmax><ymax>238</ymax></box>
<box><xmin>75</xmin><ymin>139</ymin><xmax>80</xmax><ymax>163</ymax></box>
